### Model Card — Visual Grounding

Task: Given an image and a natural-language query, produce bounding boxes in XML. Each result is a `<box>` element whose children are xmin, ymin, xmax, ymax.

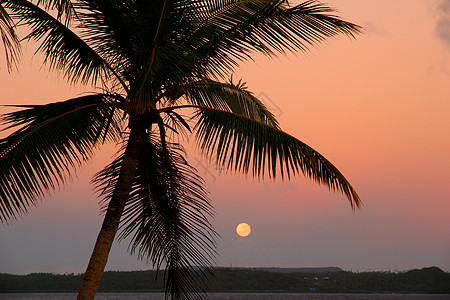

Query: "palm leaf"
<box><xmin>94</xmin><ymin>135</ymin><xmax>216</xmax><ymax>299</ymax></box>
<box><xmin>36</xmin><ymin>0</ymin><xmax>75</xmax><ymax>22</ymax></box>
<box><xmin>186</xmin><ymin>0</ymin><xmax>361</xmax><ymax>76</ymax></box>
<box><xmin>5</xmin><ymin>0</ymin><xmax>112</xmax><ymax>85</ymax></box>
<box><xmin>0</xmin><ymin>94</ymin><xmax>121</xmax><ymax>222</ymax></box>
<box><xmin>73</xmin><ymin>0</ymin><xmax>139</xmax><ymax>82</ymax></box>
<box><xmin>0</xmin><ymin>3</ymin><xmax>21</xmax><ymax>70</ymax></box>
<box><xmin>194</xmin><ymin>107</ymin><xmax>361</xmax><ymax>208</ymax></box>
<box><xmin>182</xmin><ymin>78</ymin><xmax>279</xmax><ymax>128</ymax></box>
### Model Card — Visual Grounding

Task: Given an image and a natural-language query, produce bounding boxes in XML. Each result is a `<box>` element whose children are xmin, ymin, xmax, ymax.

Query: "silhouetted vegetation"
<box><xmin>1</xmin><ymin>267</ymin><xmax>449</xmax><ymax>294</ymax></box>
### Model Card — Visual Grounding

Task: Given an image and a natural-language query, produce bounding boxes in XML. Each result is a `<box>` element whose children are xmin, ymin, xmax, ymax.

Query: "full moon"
<box><xmin>236</xmin><ymin>223</ymin><xmax>251</xmax><ymax>237</ymax></box>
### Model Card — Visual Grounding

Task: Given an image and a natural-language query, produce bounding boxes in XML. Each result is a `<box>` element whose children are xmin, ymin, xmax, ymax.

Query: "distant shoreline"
<box><xmin>2</xmin><ymin>292</ymin><xmax>450</xmax><ymax>300</ymax></box>
<box><xmin>1</xmin><ymin>266</ymin><xmax>449</xmax><ymax>294</ymax></box>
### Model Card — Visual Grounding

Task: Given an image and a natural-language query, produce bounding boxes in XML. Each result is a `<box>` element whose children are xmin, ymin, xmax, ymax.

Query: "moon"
<box><xmin>236</xmin><ymin>223</ymin><xmax>251</xmax><ymax>237</ymax></box>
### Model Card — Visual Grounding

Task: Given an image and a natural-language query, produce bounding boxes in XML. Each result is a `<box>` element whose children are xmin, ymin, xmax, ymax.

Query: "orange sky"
<box><xmin>1</xmin><ymin>0</ymin><xmax>449</xmax><ymax>274</ymax></box>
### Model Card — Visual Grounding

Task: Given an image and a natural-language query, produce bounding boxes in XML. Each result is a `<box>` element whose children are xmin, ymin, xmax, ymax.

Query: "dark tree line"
<box><xmin>1</xmin><ymin>267</ymin><xmax>449</xmax><ymax>294</ymax></box>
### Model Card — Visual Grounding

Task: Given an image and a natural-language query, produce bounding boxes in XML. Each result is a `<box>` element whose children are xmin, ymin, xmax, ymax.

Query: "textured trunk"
<box><xmin>77</xmin><ymin>125</ymin><xmax>145</xmax><ymax>300</ymax></box>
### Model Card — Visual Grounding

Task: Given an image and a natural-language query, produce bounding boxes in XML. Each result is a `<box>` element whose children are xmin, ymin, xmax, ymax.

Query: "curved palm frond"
<box><xmin>181</xmin><ymin>78</ymin><xmax>279</xmax><ymax>128</ymax></box>
<box><xmin>94</xmin><ymin>135</ymin><xmax>216</xmax><ymax>300</ymax></box>
<box><xmin>0</xmin><ymin>3</ymin><xmax>20</xmax><ymax>70</ymax></box>
<box><xmin>1</xmin><ymin>0</ymin><xmax>75</xmax><ymax>70</ymax></box>
<box><xmin>5</xmin><ymin>0</ymin><xmax>114</xmax><ymax>85</ymax></box>
<box><xmin>36</xmin><ymin>0</ymin><xmax>75</xmax><ymax>22</ymax></box>
<box><xmin>186</xmin><ymin>0</ymin><xmax>361</xmax><ymax>76</ymax></box>
<box><xmin>0</xmin><ymin>94</ymin><xmax>121</xmax><ymax>222</ymax></box>
<box><xmin>194</xmin><ymin>107</ymin><xmax>361</xmax><ymax>208</ymax></box>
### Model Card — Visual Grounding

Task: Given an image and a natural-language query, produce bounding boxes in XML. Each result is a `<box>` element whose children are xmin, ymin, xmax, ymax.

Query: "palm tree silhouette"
<box><xmin>1</xmin><ymin>1</ymin><xmax>361</xmax><ymax>299</ymax></box>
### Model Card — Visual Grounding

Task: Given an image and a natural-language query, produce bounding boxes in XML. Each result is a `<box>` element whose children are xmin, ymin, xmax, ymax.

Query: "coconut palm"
<box><xmin>0</xmin><ymin>0</ymin><xmax>361</xmax><ymax>299</ymax></box>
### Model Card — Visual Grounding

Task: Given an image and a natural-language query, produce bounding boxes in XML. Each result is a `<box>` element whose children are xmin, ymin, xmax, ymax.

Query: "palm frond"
<box><xmin>5</xmin><ymin>0</ymin><xmax>111</xmax><ymax>85</ymax></box>
<box><xmin>186</xmin><ymin>0</ymin><xmax>361</xmax><ymax>76</ymax></box>
<box><xmin>0</xmin><ymin>94</ymin><xmax>121</xmax><ymax>222</ymax></box>
<box><xmin>73</xmin><ymin>0</ymin><xmax>138</xmax><ymax>82</ymax></box>
<box><xmin>195</xmin><ymin>107</ymin><xmax>361</xmax><ymax>208</ymax></box>
<box><xmin>183</xmin><ymin>78</ymin><xmax>279</xmax><ymax>127</ymax></box>
<box><xmin>36</xmin><ymin>0</ymin><xmax>75</xmax><ymax>23</ymax></box>
<box><xmin>0</xmin><ymin>3</ymin><xmax>21</xmax><ymax>70</ymax></box>
<box><xmin>94</xmin><ymin>135</ymin><xmax>216</xmax><ymax>299</ymax></box>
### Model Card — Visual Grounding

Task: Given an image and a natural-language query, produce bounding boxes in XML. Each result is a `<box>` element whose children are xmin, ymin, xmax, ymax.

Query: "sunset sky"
<box><xmin>1</xmin><ymin>0</ymin><xmax>449</xmax><ymax>274</ymax></box>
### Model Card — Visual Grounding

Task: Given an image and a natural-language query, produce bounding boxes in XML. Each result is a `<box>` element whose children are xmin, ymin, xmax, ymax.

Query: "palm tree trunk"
<box><xmin>77</xmin><ymin>125</ymin><xmax>145</xmax><ymax>300</ymax></box>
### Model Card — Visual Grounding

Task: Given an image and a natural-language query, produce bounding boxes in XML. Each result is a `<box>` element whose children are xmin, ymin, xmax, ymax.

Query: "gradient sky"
<box><xmin>1</xmin><ymin>0</ymin><xmax>449</xmax><ymax>275</ymax></box>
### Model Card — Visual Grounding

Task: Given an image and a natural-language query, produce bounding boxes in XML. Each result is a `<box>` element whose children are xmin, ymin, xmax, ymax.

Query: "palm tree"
<box><xmin>0</xmin><ymin>0</ymin><xmax>361</xmax><ymax>299</ymax></box>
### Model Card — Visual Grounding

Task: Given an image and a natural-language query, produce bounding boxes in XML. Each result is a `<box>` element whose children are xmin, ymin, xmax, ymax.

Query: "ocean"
<box><xmin>0</xmin><ymin>293</ymin><xmax>449</xmax><ymax>300</ymax></box>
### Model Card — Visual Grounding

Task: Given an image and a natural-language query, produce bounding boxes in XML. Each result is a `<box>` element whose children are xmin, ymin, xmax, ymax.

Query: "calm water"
<box><xmin>0</xmin><ymin>293</ymin><xmax>449</xmax><ymax>300</ymax></box>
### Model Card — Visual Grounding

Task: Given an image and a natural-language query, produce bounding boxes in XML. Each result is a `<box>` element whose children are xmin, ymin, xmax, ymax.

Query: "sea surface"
<box><xmin>0</xmin><ymin>293</ymin><xmax>449</xmax><ymax>300</ymax></box>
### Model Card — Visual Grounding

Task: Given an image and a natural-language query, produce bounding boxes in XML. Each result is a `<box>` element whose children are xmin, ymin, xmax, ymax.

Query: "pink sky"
<box><xmin>1</xmin><ymin>0</ymin><xmax>449</xmax><ymax>274</ymax></box>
